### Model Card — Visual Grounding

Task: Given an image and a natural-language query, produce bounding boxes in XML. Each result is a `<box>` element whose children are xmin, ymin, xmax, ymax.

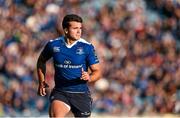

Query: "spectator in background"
<box><xmin>0</xmin><ymin>0</ymin><xmax>180</xmax><ymax>117</ymax></box>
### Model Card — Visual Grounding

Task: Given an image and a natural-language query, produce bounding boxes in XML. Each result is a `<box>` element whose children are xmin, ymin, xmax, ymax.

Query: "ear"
<box><xmin>64</xmin><ymin>29</ymin><xmax>68</xmax><ymax>34</ymax></box>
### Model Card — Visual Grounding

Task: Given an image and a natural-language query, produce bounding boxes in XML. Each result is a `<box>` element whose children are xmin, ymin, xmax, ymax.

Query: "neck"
<box><xmin>65</xmin><ymin>37</ymin><xmax>76</xmax><ymax>45</ymax></box>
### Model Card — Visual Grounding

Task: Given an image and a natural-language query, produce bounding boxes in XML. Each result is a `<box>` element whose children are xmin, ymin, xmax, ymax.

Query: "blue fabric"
<box><xmin>41</xmin><ymin>36</ymin><xmax>99</xmax><ymax>92</ymax></box>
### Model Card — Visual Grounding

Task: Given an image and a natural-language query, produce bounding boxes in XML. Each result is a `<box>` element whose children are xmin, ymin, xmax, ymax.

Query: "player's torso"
<box><xmin>53</xmin><ymin>44</ymin><xmax>86</xmax><ymax>68</ymax></box>
<box><xmin>48</xmin><ymin>37</ymin><xmax>93</xmax><ymax>92</ymax></box>
<box><xmin>50</xmin><ymin>37</ymin><xmax>89</xmax><ymax>79</ymax></box>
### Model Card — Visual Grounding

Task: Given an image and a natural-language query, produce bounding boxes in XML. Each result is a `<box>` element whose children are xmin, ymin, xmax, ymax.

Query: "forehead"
<box><xmin>69</xmin><ymin>21</ymin><xmax>82</xmax><ymax>27</ymax></box>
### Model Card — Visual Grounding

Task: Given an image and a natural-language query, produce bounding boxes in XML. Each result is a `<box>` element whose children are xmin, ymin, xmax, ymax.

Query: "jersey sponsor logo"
<box><xmin>53</xmin><ymin>46</ymin><xmax>60</xmax><ymax>52</ymax></box>
<box><xmin>55</xmin><ymin>64</ymin><xmax>82</xmax><ymax>69</ymax></box>
<box><xmin>76</xmin><ymin>47</ymin><xmax>84</xmax><ymax>55</ymax></box>
<box><xmin>64</xmin><ymin>60</ymin><xmax>71</xmax><ymax>64</ymax></box>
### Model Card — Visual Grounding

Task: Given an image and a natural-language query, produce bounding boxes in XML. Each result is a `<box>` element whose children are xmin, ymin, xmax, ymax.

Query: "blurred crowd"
<box><xmin>0</xmin><ymin>0</ymin><xmax>180</xmax><ymax>117</ymax></box>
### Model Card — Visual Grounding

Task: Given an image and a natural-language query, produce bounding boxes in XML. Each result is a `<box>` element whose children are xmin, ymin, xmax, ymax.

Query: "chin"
<box><xmin>76</xmin><ymin>35</ymin><xmax>81</xmax><ymax>38</ymax></box>
<box><xmin>72</xmin><ymin>38</ymin><xmax>78</xmax><ymax>41</ymax></box>
<box><xmin>75</xmin><ymin>37</ymin><xmax>81</xmax><ymax>40</ymax></box>
<box><xmin>71</xmin><ymin>36</ymin><xmax>80</xmax><ymax>40</ymax></box>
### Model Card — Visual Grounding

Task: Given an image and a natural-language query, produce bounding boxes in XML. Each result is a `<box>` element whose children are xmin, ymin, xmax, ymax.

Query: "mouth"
<box><xmin>76</xmin><ymin>35</ymin><xmax>81</xmax><ymax>38</ymax></box>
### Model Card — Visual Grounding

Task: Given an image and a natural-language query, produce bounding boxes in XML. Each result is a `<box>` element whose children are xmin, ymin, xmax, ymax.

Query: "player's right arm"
<box><xmin>37</xmin><ymin>54</ymin><xmax>48</xmax><ymax>96</ymax></box>
<box><xmin>37</xmin><ymin>42</ymin><xmax>52</xmax><ymax>96</ymax></box>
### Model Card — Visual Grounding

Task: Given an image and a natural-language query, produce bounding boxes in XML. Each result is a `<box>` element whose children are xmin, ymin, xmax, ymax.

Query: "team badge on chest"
<box><xmin>76</xmin><ymin>47</ymin><xmax>84</xmax><ymax>55</ymax></box>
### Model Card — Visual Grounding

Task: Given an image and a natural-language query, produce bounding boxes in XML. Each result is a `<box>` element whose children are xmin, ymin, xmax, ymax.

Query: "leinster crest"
<box><xmin>76</xmin><ymin>47</ymin><xmax>84</xmax><ymax>55</ymax></box>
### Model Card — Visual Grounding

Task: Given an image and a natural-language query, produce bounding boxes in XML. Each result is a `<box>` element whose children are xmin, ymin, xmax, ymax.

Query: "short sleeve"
<box><xmin>40</xmin><ymin>41</ymin><xmax>53</xmax><ymax>61</ymax></box>
<box><xmin>86</xmin><ymin>44</ymin><xmax>99</xmax><ymax>66</ymax></box>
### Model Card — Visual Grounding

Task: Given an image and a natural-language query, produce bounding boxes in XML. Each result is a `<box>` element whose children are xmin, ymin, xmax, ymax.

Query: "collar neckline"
<box><xmin>63</xmin><ymin>36</ymin><xmax>80</xmax><ymax>48</ymax></box>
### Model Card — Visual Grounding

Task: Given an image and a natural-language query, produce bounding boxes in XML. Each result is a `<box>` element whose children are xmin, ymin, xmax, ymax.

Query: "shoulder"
<box><xmin>46</xmin><ymin>36</ymin><xmax>64</xmax><ymax>46</ymax></box>
<box><xmin>49</xmin><ymin>36</ymin><xmax>64</xmax><ymax>44</ymax></box>
<box><xmin>78</xmin><ymin>38</ymin><xmax>92</xmax><ymax>47</ymax></box>
<box><xmin>77</xmin><ymin>38</ymin><xmax>96</xmax><ymax>53</ymax></box>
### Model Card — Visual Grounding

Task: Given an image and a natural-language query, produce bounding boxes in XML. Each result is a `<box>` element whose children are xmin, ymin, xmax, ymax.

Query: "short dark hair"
<box><xmin>62</xmin><ymin>14</ymin><xmax>83</xmax><ymax>29</ymax></box>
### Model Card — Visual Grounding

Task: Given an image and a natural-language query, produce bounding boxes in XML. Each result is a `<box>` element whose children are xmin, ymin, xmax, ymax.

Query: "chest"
<box><xmin>52</xmin><ymin>45</ymin><xmax>87</xmax><ymax>64</ymax></box>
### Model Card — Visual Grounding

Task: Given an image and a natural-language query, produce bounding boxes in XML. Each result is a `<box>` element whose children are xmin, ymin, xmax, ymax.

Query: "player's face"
<box><xmin>66</xmin><ymin>21</ymin><xmax>82</xmax><ymax>40</ymax></box>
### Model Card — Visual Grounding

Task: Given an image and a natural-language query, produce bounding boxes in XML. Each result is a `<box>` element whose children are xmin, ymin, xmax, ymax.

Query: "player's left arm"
<box><xmin>89</xmin><ymin>63</ymin><xmax>101</xmax><ymax>82</ymax></box>
<box><xmin>81</xmin><ymin>63</ymin><xmax>101</xmax><ymax>82</ymax></box>
<box><xmin>81</xmin><ymin>44</ymin><xmax>101</xmax><ymax>82</ymax></box>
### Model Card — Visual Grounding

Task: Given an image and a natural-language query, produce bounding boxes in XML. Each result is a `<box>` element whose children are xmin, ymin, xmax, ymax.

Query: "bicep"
<box><xmin>88</xmin><ymin>63</ymin><xmax>102</xmax><ymax>82</ymax></box>
<box><xmin>89</xmin><ymin>63</ymin><xmax>100</xmax><ymax>72</ymax></box>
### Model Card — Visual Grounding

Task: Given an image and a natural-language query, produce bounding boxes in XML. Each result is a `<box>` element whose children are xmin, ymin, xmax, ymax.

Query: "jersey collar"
<box><xmin>62</xmin><ymin>36</ymin><xmax>80</xmax><ymax>48</ymax></box>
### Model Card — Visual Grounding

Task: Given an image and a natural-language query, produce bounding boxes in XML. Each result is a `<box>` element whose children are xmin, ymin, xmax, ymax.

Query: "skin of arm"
<box><xmin>81</xmin><ymin>63</ymin><xmax>101</xmax><ymax>83</ymax></box>
<box><xmin>37</xmin><ymin>54</ymin><xmax>49</xmax><ymax>96</ymax></box>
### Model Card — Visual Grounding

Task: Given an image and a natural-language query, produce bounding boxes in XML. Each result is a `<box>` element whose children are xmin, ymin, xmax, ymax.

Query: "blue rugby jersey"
<box><xmin>40</xmin><ymin>36</ymin><xmax>99</xmax><ymax>92</ymax></box>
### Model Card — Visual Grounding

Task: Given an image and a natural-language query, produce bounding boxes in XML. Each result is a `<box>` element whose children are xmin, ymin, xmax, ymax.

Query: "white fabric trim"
<box><xmin>65</xmin><ymin>40</ymin><xmax>78</xmax><ymax>48</ymax></box>
<box><xmin>62</xmin><ymin>37</ymin><xmax>92</xmax><ymax>48</ymax></box>
<box><xmin>78</xmin><ymin>38</ymin><xmax>91</xmax><ymax>45</ymax></box>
